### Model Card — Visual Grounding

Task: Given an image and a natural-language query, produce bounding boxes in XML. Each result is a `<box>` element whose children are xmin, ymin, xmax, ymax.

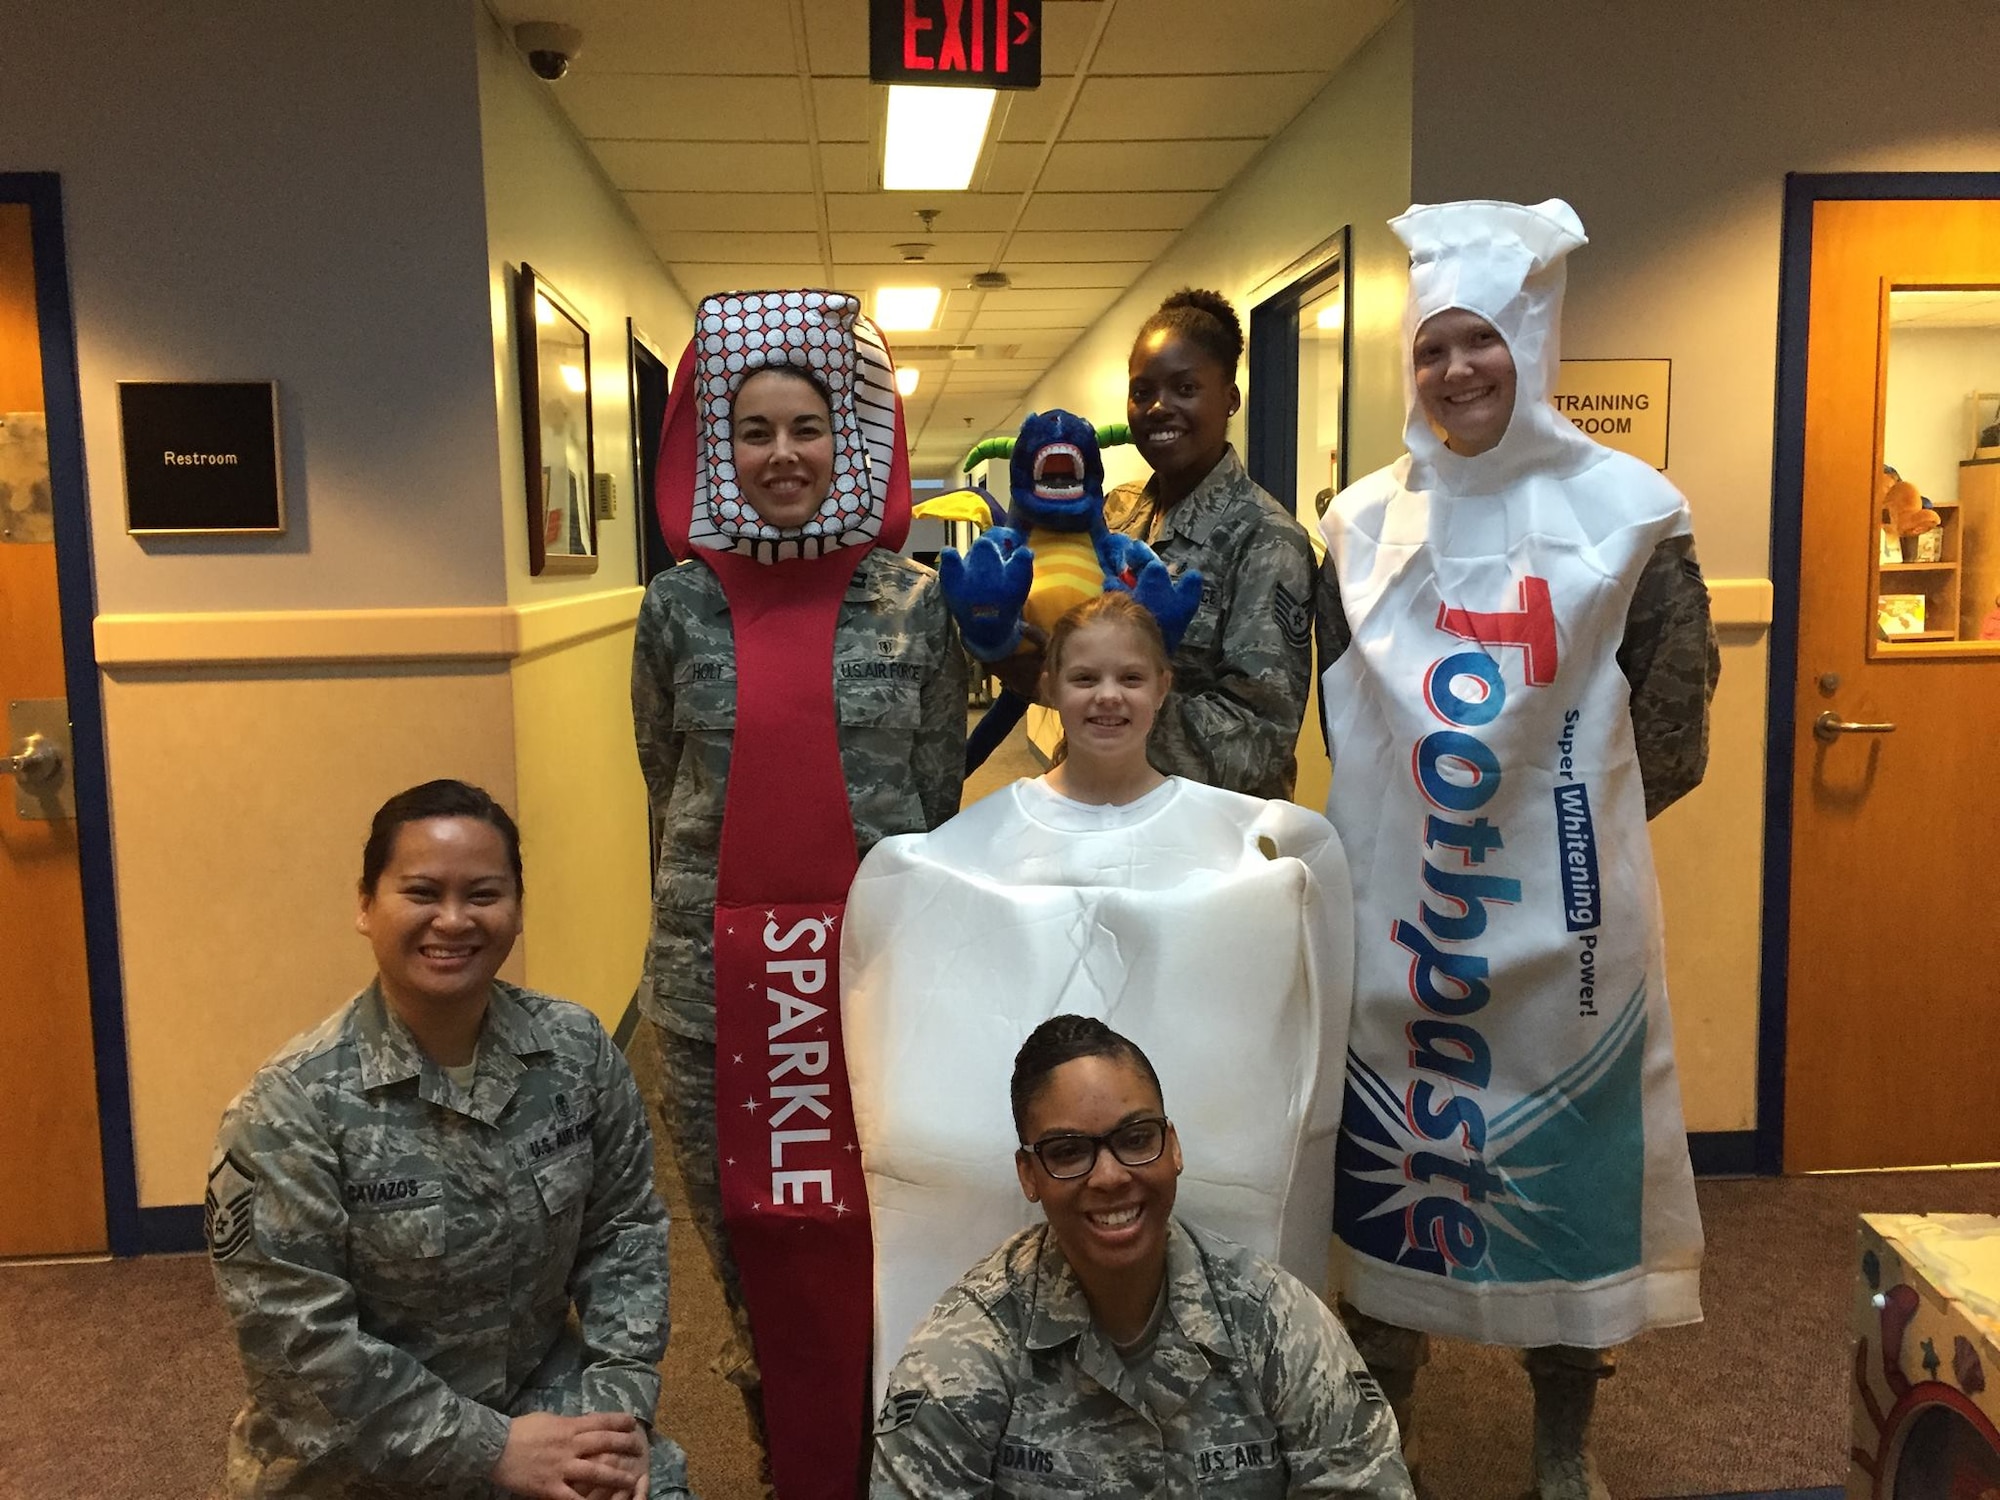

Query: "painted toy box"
<box><xmin>1850</xmin><ymin>1213</ymin><xmax>2000</xmax><ymax>1497</ymax></box>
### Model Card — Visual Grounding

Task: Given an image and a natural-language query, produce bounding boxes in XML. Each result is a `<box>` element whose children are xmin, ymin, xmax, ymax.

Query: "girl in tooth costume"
<box><xmin>1315</xmin><ymin>200</ymin><xmax>1718</xmax><ymax>1500</ymax></box>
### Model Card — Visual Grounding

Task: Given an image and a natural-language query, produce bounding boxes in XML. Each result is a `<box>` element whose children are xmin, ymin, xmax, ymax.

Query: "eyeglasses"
<box><xmin>1020</xmin><ymin>1117</ymin><xmax>1171</xmax><ymax>1181</ymax></box>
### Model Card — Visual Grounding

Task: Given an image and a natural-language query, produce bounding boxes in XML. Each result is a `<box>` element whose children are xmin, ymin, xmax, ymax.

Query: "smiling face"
<box><xmin>731</xmin><ymin>367</ymin><xmax>835</xmax><ymax>528</ymax></box>
<box><xmin>1127</xmin><ymin>328</ymin><xmax>1238</xmax><ymax>494</ymax></box>
<box><xmin>357</xmin><ymin>816</ymin><xmax>522</xmax><ymax>1019</ymax></box>
<box><xmin>1412</xmin><ymin>308</ymin><xmax>1518</xmax><ymax>456</ymax></box>
<box><xmin>1044</xmin><ymin>618</ymin><xmax>1171</xmax><ymax>768</ymax></box>
<box><xmin>1015</xmin><ymin>1051</ymin><xmax>1182</xmax><ymax>1287</ymax></box>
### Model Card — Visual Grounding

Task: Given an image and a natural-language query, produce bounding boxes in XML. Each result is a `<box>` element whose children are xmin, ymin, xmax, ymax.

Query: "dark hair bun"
<box><xmin>1141</xmin><ymin>286</ymin><xmax>1244</xmax><ymax>375</ymax></box>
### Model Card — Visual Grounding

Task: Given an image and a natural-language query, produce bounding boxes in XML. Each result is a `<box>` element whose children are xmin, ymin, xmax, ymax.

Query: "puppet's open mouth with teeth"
<box><xmin>1032</xmin><ymin>443</ymin><xmax>1086</xmax><ymax>502</ymax></box>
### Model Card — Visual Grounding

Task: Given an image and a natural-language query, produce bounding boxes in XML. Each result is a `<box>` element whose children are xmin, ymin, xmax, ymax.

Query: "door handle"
<box><xmin>1</xmin><ymin>731</ymin><xmax>64</xmax><ymax>788</ymax></box>
<box><xmin>1813</xmin><ymin>710</ymin><xmax>1897</xmax><ymax>744</ymax></box>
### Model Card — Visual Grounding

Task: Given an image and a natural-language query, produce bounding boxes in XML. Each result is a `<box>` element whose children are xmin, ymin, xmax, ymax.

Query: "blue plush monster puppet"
<box><xmin>937</xmin><ymin>409</ymin><xmax>1204</xmax><ymax>769</ymax></box>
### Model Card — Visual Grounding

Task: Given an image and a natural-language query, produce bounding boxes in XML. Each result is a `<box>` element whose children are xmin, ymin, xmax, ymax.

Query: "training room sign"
<box><xmin>870</xmin><ymin>0</ymin><xmax>1042</xmax><ymax>89</ymax></box>
<box><xmin>1553</xmin><ymin>359</ymin><xmax>1671</xmax><ymax>470</ymax></box>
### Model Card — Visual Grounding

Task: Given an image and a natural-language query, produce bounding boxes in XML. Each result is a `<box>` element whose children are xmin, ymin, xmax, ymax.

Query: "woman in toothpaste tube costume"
<box><xmin>631</xmin><ymin>289</ymin><xmax>964</xmax><ymax>1498</ymax></box>
<box><xmin>1315</xmin><ymin>200</ymin><xmax>1719</xmax><ymax>1500</ymax></box>
<box><xmin>841</xmin><ymin>590</ymin><xmax>1356</xmax><ymax>1421</ymax></box>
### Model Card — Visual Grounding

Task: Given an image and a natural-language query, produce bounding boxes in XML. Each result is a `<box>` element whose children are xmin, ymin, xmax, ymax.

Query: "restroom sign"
<box><xmin>870</xmin><ymin>0</ymin><xmax>1041</xmax><ymax>89</ymax></box>
<box><xmin>1553</xmin><ymin>359</ymin><xmax>1671</xmax><ymax>470</ymax></box>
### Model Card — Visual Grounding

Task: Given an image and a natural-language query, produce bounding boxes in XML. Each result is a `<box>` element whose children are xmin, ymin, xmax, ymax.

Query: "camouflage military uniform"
<box><xmin>1315</xmin><ymin>533</ymin><xmax>1720</xmax><ymax>818</ymax></box>
<box><xmin>631</xmin><ymin>546</ymin><xmax>966</xmax><ymax>1415</ymax></box>
<box><xmin>870</xmin><ymin>1218</ymin><xmax>1414</xmax><ymax>1498</ymax></box>
<box><xmin>207</xmin><ymin>980</ymin><xmax>689</xmax><ymax>1499</ymax></box>
<box><xmin>1104</xmin><ymin>446</ymin><xmax>1316</xmax><ymax>801</ymax></box>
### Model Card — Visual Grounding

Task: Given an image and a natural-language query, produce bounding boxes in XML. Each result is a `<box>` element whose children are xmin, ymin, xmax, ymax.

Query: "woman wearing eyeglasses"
<box><xmin>869</xmin><ymin>1015</ymin><xmax>1413</xmax><ymax>1499</ymax></box>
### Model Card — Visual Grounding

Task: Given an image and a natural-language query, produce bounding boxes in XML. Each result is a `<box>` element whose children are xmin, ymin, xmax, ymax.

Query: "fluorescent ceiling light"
<box><xmin>559</xmin><ymin>363</ymin><xmax>587</xmax><ymax>393</ymax></box>
<box><xmin>896</xmin><ymin>366</ymin><xmax>921</xmax><ymax>397</ymax></box>
<box><xmin>875</xmin><ymin>286</ymin><xmax>942</xmax><ymax>332</ymax></box>
<box><xmin>883</xmin><ymin>85</ymin><xmax>996</xmax><ymax>191</ymax></box>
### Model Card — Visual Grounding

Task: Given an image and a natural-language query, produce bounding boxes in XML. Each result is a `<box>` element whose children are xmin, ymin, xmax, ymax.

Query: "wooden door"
<box><xmin>1786</xmin><ymin>198</ymin><xmax>2000</xmax><ymax>1172</ymax></box>
<box><xmin>0</xmin><ymin>201</ymin><xmax>106</xmax><ymax>1254</ymax></box>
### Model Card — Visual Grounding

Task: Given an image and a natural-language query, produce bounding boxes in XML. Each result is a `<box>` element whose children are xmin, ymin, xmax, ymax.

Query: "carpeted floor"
<box><xmin>4</xmin><ymin>730</ymin><xmax>1989</xmax><ymax>1499</ymax></box>
<box><xmin>9</xmin><ymin>1144</ymin><xmax>1986</xmax><ymax>1499</ymax></box>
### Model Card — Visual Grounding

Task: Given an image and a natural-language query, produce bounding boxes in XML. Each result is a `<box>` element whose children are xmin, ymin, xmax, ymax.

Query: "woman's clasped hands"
<box><xmin>492</xmin><ymin>1410</ymin><xmax>651</xmax><ymax>1500</ymax></box>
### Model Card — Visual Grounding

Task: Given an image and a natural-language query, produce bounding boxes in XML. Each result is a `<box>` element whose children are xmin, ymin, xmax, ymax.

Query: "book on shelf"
<box><xmin>1878</xmin><ymin>593</ymin><xmax>1926</xmax><ymax>638</ymax></box>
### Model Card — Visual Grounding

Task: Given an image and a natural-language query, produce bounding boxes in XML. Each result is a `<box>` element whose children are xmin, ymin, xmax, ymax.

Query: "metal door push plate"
<box><xmin>6</xmin><ymin>699</ymin><xmax>74</xmax><ymax>820</ymax></box>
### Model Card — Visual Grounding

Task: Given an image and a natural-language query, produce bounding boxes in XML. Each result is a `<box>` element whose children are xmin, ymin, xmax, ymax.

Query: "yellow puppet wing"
<box><xmin>1021</xmin><ymin>529</ymin><xmax>1105</xmax><ymax>638</ymax></box>
<box><xmin>910</xmin><ymin>492</ymin><xmax>1002</xmax><ymax>527</ymax></box>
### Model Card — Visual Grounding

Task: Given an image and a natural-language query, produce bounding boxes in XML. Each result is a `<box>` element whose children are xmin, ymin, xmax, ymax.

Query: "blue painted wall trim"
<box><xmin>1758</xmin><ymin>171</ymin><xmax>2000</xmax><ymax>1180</ymax></box>
<box><xmin>3</xmin><ymin>172</ymin><xmax>145</xmax><ymax>1256</ymax></box>
<box><xmin>140</xmin><ymin>1205</ymin><xmax>207</xmax><ymax>1256</ymax></box>
<box><xmin>1687</xmin><ymin>1130</ymin><xmax>1758</xmax><ymax>1178</ymax></box>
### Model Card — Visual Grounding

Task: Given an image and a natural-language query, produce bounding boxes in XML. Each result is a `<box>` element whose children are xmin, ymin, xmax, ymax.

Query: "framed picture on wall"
<box><xmin>516</xmin><ymin>263</ymin><xmax>597</xmax><ymax>576</ymax></box>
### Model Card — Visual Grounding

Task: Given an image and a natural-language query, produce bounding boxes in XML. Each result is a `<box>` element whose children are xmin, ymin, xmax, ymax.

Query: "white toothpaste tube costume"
<box><xmin>1321</xmin><ymin>199</ymin><xmax>1703</xmax><ymax>1350</ymax></box>
<box><xmin>840</xmin><ymin>775</ymin><xmax>1354</xmax><ymax>1405</ymax></box>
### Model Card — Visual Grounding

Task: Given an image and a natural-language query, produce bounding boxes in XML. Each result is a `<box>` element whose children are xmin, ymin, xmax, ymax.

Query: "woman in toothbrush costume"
<box><xmin>632</xmin><ymin>289</ymin><xmax>964</xmax><ymax>1498</ymax></box>
<box><xmin>1316</xmin><ymin>199</ymin><xmax>1718</xmax><ymax>1500</ymax></box>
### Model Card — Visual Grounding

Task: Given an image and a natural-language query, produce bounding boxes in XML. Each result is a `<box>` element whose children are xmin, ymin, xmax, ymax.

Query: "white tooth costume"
<box><xmin>1320</xmin><ymin>199</ymin><xmax>1704</xmax><ymax>1349</ymax></box>
<box><xmin>839</xmin><ymin>775</ymin><xmax>1354</xmax><ymax>1406</ymax></box>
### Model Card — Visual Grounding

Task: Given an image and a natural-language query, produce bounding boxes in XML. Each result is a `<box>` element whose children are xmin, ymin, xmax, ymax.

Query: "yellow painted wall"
<box><xmin>97</xmin><ymin>644</ymin><xmax>519</xmax><ymax>1207</ymax></box>
<box><xmin>97</xmin><ymin>589</ymin><xmax>654</xmax><ymax>1208</ymax></box>
<box><xmin>508</xmin><ymin>589</ymin><xmax>653</xmax><ymax>1033</ymax></box>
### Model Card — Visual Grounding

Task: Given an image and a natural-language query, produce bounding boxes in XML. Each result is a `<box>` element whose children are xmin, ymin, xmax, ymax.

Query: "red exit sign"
<box><xmin>870</xmin><ymin>0</ymin><xmax>1041</xmax><ymax>90</ymax></box>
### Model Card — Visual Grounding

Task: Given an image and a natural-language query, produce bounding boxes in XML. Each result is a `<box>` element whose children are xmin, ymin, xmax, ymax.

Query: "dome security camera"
<box><xmin>513</xmin><ymin>21</ymin><xmax>583</xmax><ymax>81</ymax></box>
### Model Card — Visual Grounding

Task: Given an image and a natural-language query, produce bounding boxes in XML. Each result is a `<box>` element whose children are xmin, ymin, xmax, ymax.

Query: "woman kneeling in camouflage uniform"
<box><xmin>870</xmin><ymin>1015</ymin><xmax>1413</xmax><ymax>1499</ymax></box>
<box><xmin>209</xmin><ymin>779</ymin><xmax>689</xmax><ymax>1500</ymax></box>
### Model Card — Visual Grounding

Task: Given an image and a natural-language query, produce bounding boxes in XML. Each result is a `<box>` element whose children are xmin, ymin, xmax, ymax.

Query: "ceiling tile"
<box><xmin>627</xmin><ymin>192</ymin><xmax>819</xmax><ymax>235</ymax></box>
<box><xmin>1035</xmin><ymin>137</ymin><xmax>1261</xmax><ymax>192</ymax></box>
<box><xmin>1062</xmin><ymin>72</ymin><xmax>1324</xmax><ymax>142</ymax></box>
<box><xmin>978</xmin><ymin>141</ymin><xmax>1046</xmax><ymax>194</ymax></box>
<box><xmin>826</xmin><ymin>192</ymin><xmax>1021</xmax><ymax>233</ymax></box>
<box><xmin>966</xmin><ymin>309</ymin><xmax>1090</xmax><ymax>332</ymax></box>
<box><xmin>561</xmin><ymin>74</ymin><xmax>807</xmax><ymax>141</ymax></box>
<box><xmin>1004</xmin><ymin>228</ymin><xmax>1175</xmax><ymax>263</ymax></box>
<box><xmin>830</xmin><ymin>230</ymin><xmax>1005</xmax><ymax>264</ymax></box>
<box><xmin>832</xmin><ymin>261</ymin><xmax>987</xmax><ymax>299</ymax></box>
<box><xmin>811</xmin><ymin>77</ymin><xmax>877</xmax><ymax>142</ymax></box>
<box><xmin>652</xmin><ymin>230</ymin><xmax>825</xmax><ymax>262</ymax></box>
<box><xmin>671</xmin><ymin>265</ymin><xmax>833</xmax><ymax>300</ymax></box>
<box><xmin>820</xmin><ymin>141</ymin><xmax>881</xmax><ymax>193</ymax></box>
<box><xmin>1014</xmin><ymin>190</ymin><xmax>1207</xmax><ymax>232</ymax></box>
<box><xmin>970</xmin><ymin>286</ymin><xmax>1123</xmax><ymax>314</ymax></box>
<box><xmin>995</xmin><ymin>75</ymin><xmax>1078</xmax><ymax>143</ymax></box>
<box><xmin>500</xmin><ymin>0</ymin><xmax>806</xmax><ymax>75</ymax></box>
<box><xmin>802</xmin><ymin>0</ymin><xmax>871</xmax><ymax>74</ymax></box>
<box><xmin>1000</xmin><ymin>261</ymin><xmax>1151</xmax><ymax>289</ymax></box>
<box><xmin>594</xmin><ymin>140</ymin><xmax>816</xmax><ymax>192</ymax></box>
<box><xmin>1089</xmin><ymin>0</ymin><xmax>1398</xmax><ymax>75</ymax></box>
<box><xmin>1038</xmin><ymin>0</ymin><xmax>1111</xmax><ymax>76</ymax></box>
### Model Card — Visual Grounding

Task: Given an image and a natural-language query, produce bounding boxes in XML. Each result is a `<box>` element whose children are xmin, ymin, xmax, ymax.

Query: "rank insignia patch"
<box><xmin>874</xmin><ymin>1389</ymin><xmax>925</xmax><ymax>1434</ymax></box>
<box><xmin>205</xmin><ymin>1150</ymin><xmax>256</xmax><ymax>1262</ymax></box>
<box><xmin>1273</xmin><ymin>581</ymin><xmax>1310</xmax><ymax>650</ymax></box>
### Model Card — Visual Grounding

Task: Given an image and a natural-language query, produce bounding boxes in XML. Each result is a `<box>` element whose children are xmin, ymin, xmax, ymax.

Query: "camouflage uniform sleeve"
<box><xmin>570</xmin><ymin>1022</ymin><xmax>675</xmax><ymax>1434</ymax></box>
<box><xmin>1617</xmin><ymin>534</ymin><xmax>1720</xmax><ymax>820</ymax></box>
<box><xmin>1311</xmin><ymin>554</ymin><xmax>1352</xmax><ymax>753</ymax></box>
<box><xmin>1255</xmin><ymin>1272</ymin><xmax>1414</xmax><ymax>1497</ymax></box>
<box><xmin>208</xmin><ymin>1071</ymin><xmax>511</xmax><ymax>1487</ymax></box>
<box><xmin>868</xmin><ymin>1288</ymin><xmax>1011</xmax><ymax>1499</ymax></box>
<box><xmin>1156</xmin><ymin>514</ymin><xmax>1316</xmax><ymax>797</ymax></box>
<box><xmin>912</xmin><ymin>572</ymin><xmax>969</xmax><ymax>830</ymax></box>
<box><xmin>632</xmin><ymin>581</ymin><xmax>684</xmax><ymax>811</ymax></box>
